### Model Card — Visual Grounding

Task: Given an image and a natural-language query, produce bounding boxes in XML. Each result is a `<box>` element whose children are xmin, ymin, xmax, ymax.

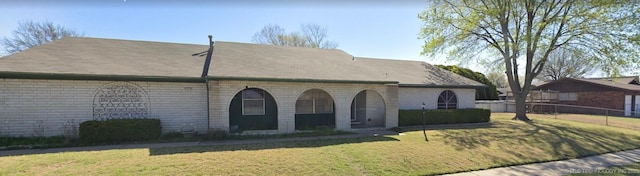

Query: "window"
<box><xmin>296</xmin><ymin>90</ymin><xmax>334</xmax><ymax>114</ymax></box>
<box><xmin>242</xmin><ymin>89</ymin><xmax>265</xmax><ymax>115</ymax></box>
<box><xmin>437</xmin><ymin>90</ymin><xmax>457</xmax><ymax>109</ymax></box>
<box><xmin>558</xmin><ymin>92</ymin><xmax>578</xmax><ymax>101</ymax></box>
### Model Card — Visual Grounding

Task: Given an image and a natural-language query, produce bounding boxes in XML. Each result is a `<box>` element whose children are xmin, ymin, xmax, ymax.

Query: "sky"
<box><xmin>1</xmin><ymin>0</ymin><xmax>472</xmax><ymax>69</ymax></box>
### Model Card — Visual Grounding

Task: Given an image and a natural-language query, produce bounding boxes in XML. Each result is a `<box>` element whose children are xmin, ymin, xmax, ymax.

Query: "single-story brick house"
<box><xmin>533</xmin><ymin>76</ymin><xmax>640</xmax><ymax>116</ymax></box>
<box><xmin>0</xmin><ymin>37</ymin><xmax>484</xmax><ymax>137</ymax></box>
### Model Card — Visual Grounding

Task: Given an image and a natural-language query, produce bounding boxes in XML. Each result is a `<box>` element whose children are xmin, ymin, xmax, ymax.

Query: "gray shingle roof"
<box><xmin>0</xmin><ymin>37</ymin><xmax>484</xmax><ymax>87</ymax></box>
<box><xmin>584</xmin><ymin>76</ymin><xmax>639</xmax><ymax>85</ymax></box>
<box><xmin>536</xmin><ymin>77</ymin><xmax>640</xmax><ymax>91</ymax></box>
<box><xmin>209</xmin><ymin>41</ymin><xmax>392</xmax><ymax>83</ymax></box>
<box><xmin>576</xmin><ymin>78</ymin><xmax>640</xmax><ymax>91</ymax></box>
<box><xmin>0</xmin><ymin>37</ymin><xmax>208</xmax><ymax>77</ymax></box>
<box><xmin>351</xmin><ymin>57</ymin><xmax>484</xmax><ymax>87</ymax></box>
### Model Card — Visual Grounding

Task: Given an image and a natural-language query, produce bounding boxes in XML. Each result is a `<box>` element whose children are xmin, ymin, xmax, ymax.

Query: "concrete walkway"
<box><xmin>445</xmin><ymin>149</ymin><xmax>640</xmax><ymax>176</ymax></box>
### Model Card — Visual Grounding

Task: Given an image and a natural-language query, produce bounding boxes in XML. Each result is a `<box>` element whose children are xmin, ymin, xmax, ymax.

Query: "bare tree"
<box><xmin>252</xmin><ymin>24</ymin><xmax>338</xmax><ymax>49</ymax></box>
<box><xmin>251</xmin><ymin>24</ymin><xmax>287</xmax><ymax>46</ymax></box>
<box><xmin>2</xmin><ymin>20</ymin><xmax>83</xmax><ymax>54</ymax></box>
<box><xmin>301</xmin><ymin>24</ymin><xmax>338</xmax><ymax>49</ymax></box>
<box><xmin>487</xmin><ymin>71</ymin><xmax>509</xmax><ymax>88</ymax></box>
<box><xmin>537</xmin><ymin>48</ymin><xmax>596</xmax><ymax>81</ymax></box>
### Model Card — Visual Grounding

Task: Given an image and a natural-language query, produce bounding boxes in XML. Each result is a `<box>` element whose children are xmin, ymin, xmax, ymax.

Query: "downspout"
<box><xmin>202</xmin><ymin>35</ymin><xmax>214</xmax><ymax>131</ymax></box>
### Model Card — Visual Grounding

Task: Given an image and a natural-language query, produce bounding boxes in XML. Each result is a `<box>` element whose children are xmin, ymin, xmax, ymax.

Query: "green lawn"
<box><xmin>1</xmin><ymin>114</ymin><xmax>640</xmax><ymax>175</ymax></box>
<box><xmin>522</xmin><ymin>113</ymin><xmax>640</xmax><ymax>130</ymax></box>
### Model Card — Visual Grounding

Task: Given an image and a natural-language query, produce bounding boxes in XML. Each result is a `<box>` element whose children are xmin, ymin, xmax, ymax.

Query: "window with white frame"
<box><xmin>558</xmin><ymin>92</ymin><xmax>578</xmax><ymax>101</ymax></box>
<box><xmin>296</xmin><ymin>90</ymin><xmax>334</xmax><ymax>114</ymax></box>
<box><xmin>242</xmin><ymin>89</ymin><xmax>265</xmax><ymax>115</ymax></box>
<box><xmin>437</xmin><ymin>90</ymin><xmax>458</xmax><ymax>109</ymax></box>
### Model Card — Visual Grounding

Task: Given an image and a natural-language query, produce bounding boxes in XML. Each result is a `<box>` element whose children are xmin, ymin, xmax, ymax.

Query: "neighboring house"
<box><xmin>0</xmin><ymin>37</ymin><xmax>484</xmax><ymax>137</ymax></box>
<box><xmin>533</xmin><ymin>76</ymin><xmax>640</xmax><ymax>116</ymax></box>
<box><xmin>496</xmin><ymin>87</ymin><xmax>511</xmax><ymax>100</ymax></box>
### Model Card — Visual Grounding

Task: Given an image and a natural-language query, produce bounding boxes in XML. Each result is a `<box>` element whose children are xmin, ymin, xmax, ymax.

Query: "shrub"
<box><xmin>160</xmin><ymin>131</ymin><xmax>184</xmax><ymax>140</ymax></box>
<box><xmin>79</xmin><ymin>118</ymin><xmax>161</xmax><ymax>144</ymax></box>
<box><xmin>0</xmin><ymin>136</ymin><xmax>67</xmax><ymax>148</ymax></box>
<box><xmin>398</xmin><ymin>108</ymin><xmax>490</xmax><ymax>126</ymax></box>
<box><xmin>202</xmin><ymin>129</ymin><xmax>228</xmax><ymax>141</ymax></box>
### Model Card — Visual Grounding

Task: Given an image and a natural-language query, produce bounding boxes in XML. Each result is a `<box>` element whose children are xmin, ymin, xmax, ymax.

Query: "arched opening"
<box><xmin>229</xmin><ymin>88</ymin><xmax>278</xmax><ymax>132</ymax></box>
<box><xmin>437</xmin><ymin>90</ymin><xmax>458</xmax><ymax>109</ymax></box>
<box><xmin>350</xmin><ymin>90</ymin><xmax>386</xmax><ymax>128</ymax></box>
<box><xmin>295</xmin><ymin>89</ymin><xmax>335</xmax><ymax>130</ymax></box>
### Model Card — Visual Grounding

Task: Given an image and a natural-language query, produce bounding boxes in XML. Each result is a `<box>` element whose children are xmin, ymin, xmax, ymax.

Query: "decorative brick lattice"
<box><xmin>93</xmin><ymin>82</ymin><xmax>149</xmax><ymax>120</ymax></box>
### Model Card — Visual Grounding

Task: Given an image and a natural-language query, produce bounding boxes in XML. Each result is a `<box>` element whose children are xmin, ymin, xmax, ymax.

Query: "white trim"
<box><xmin>242</xmin><ymin>89</ymin><xmax>266</xmax><ymax>116</ymax></box>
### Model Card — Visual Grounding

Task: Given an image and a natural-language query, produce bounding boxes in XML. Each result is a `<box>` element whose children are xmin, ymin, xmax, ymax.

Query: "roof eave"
<box><xmin>208</xmin><ymin>76</ymin><xmax>398</xmax><ymax>84</ymax></box>
<box><xmin>399</xmin><ymin>84</ymin><xmax>486</xmax><ymax>88</ymax></box>
<box><xmin>0</xmin><ymin>71</ymin><xmax>204</xmax><ymax>83</ymax></box>
<box><xmin>535</xmin><ymin>78</ymin><xmax>640</xmax><ymax>92</ymax></box>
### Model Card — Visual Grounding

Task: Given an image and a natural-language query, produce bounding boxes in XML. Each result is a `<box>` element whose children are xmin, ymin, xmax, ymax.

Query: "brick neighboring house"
<box><xmin>533</xmin><ymin>76</ymin><xmax>640</xmax><ymax>116</ymax></box>
<box><xmin>0</xmin><ymin>37</ymin><xmax>484</xmax><ymax>137</ymax></box>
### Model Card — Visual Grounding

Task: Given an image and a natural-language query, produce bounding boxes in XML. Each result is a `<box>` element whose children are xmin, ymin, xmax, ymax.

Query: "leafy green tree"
<box><xmin>437</xmin><ymin>65</ymin><xmax>499</xmax><ymax>100</ymax></box>
<box><xmin>2</xmin><ymin>20</ymin><xmax>83</xmax><ymax>54</ymax></box>
<box><xmin>252</xmin><ymin>24</ymin><xmax>338</xmax><ymax>49</ymax></box>
<box><xmin>420</xmin><ymin>0</ymin><xmax>639</xmax><ymax>120</ymax></box>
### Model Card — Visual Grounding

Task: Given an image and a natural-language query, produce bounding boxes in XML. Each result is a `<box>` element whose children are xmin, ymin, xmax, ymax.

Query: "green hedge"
<box><xmin>79</xmin><ymin>119</ymin><xmax>161</xmax><ymax>144</ymax></box>
<box><xmin>398</xmin><ymin>108</ymin><xmax>490</xmax><ymax>126</ymax></box>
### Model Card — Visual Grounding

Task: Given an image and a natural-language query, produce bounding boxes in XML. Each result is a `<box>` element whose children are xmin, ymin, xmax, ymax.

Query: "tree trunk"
<box><xmin>512</xmin><ymin>92</ymin><xmax>531</xmax><ymax>121</ymax></box>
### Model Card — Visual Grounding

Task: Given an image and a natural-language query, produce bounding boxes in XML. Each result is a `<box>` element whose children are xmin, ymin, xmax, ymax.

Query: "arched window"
<box><xmin>296</xmin><ymin>89</ymin><xmax>334</xmax><ymax>114</ymax></box>
<box><xmin>242</xmin><ymin>88</ymin><xmax>266</xmax><ymax>115</ymax></box>
<box><xmin>437</xmin><ymin>90</ymin><xmax>457</xmax><ymax>109</ymax></box>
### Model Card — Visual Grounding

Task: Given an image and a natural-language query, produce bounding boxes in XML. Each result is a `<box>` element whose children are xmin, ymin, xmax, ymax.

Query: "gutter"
<box><xmin>399</xmin><ymin>84</ymin><xmax>487</xmax><ymax>89</ymax></box>
<box><xmin>202</xmin><ymin>35</ymin><xmax>215</xmax><ymax>131</ymax></box>
<box><xmin>208</xmin><ymin>76</ymin><xmax>398</xmax><ymax>84</ymax></box>
<box><xmin>0</xmin><ymin>71</ymin><xmax>204</xmax><ymax>83</ymax></box>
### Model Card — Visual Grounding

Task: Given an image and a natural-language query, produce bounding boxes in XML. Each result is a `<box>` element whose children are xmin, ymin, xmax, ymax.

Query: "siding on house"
<box><xmin>0</xmin><ymin>79</ymin><xmax>208</xmax><ymax>137</ymax></box>
<box><xmin>534</xmin><ymin>78</ymin><xmax>640</xmax><ymax>116</ymax></box>
<box><xmin>397</xmin><ymin>88</ymin><xmax>476</xmax><ymax>110</ymax></box>
<box><xmin>207</xmin><ymin>80</ymin><xmax>398</xmax><ymax>133</ymax></box>
<box><xmin>0</xmin><ymin>37</ymin><xmax>485</xmax><ymax>137</ymax></box>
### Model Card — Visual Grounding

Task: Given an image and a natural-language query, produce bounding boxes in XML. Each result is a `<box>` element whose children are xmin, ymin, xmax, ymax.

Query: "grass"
<box><xmin>0</xmin><ymin>129</ymin><xmax>353</xmax><ymax>150</ymax></box>
<box><xmin>1</xmin><ymin>113</ymin><xmax>640</xmax><ymax>175</ymax></box>
<box><xmin>523</xmin><ymin>113</ymin><xmax>640</xmax><ymax>130</ymax></box>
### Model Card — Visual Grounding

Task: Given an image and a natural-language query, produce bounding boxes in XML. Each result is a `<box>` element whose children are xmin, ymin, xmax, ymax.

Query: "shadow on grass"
<box><xmin>400</xmin><ymin>122</ymin><xmax>494</xmax><ymax>132</ymax></box>
<box><xmin>148</xmin><ymin>136</ymin><xmax>399</xmax><ymax>156</ymax></box>
<box><xmin>439</xmin><ymin>119</ymin><xmax>640</xmax><ymax>175</ymax></box>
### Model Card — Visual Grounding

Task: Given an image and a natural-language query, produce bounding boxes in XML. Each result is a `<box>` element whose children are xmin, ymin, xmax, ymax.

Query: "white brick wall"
<box><xmin>208</xmin><ymin>80</ymin><xmax>399</xmax><ymax>133</ymax></box>
<box><xmin>398</xmin><ymin>87</ymin><xmax>476</xmax><ymax>110</ymax></box>
<box><xmin>364</xmin><ymin>90</ymin><xmax>386</xmax><ymax>126</ymax></box>
<box><xmin>0</xmin><ymin>79</ymin><xmax>208</xmax><ymax>137</ymax></box>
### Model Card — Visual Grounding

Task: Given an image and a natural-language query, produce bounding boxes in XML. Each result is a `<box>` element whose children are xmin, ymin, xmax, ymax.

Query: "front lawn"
<box><xmin>522</xmin><ymin>112</ymin><xmax>640</xmax><ymax>130</ymax></box>
<box><xmin>1</xmin><ymin>113</ymin><xmax>639</xmax><ymax>175</ymax></box>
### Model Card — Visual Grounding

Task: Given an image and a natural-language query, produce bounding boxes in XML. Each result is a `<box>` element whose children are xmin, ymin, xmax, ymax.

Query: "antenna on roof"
<box><xmin>201</xmin><ymin>35</ymin><xmax>214</xmax><ymax>78</ymax></box>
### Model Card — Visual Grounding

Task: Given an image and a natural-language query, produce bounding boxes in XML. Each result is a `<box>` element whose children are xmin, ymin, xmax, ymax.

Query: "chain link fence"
<box><xmin>477</xmin><ymin>101</ymin><xmax>640</xmax><ymax>131</ymax></box>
